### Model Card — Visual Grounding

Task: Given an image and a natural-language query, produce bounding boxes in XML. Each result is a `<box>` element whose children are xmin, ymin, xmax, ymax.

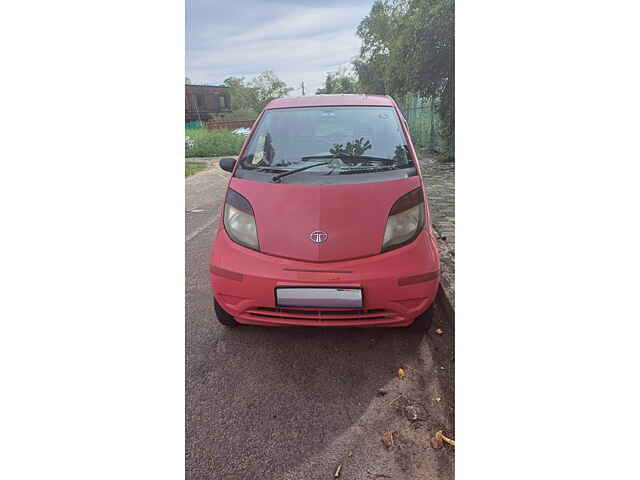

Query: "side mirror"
<box><xmin>219</xmin><ymin>157</ymin><xmax>236</xmax><ymax>173</ymax></box>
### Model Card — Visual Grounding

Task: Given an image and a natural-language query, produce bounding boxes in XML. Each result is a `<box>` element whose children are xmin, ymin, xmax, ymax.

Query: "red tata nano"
<box><xmin>210</xmin><ymin>94</ymin><xmax>440</xmax><ymax>329</ymax></box>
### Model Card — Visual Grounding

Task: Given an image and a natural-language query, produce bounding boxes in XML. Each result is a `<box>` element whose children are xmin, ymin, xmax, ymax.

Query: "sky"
<box><xmin>186</xmin><ymin>0</ymin><xmax>373</xmax><ymax>96</ymax></box>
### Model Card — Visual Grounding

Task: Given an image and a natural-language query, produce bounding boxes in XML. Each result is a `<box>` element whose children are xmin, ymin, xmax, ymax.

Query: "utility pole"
<box><xmin>301</xmin><ymin>80</ymin><xmax>305</xmax><ymax>96</ymax></box>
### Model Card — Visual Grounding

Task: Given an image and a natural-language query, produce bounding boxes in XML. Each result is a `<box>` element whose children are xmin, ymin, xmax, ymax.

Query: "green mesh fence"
<box><xmin>399</xmin><ymin>96</ymin><xmax>445</xmax><ymax>154</ymax></box>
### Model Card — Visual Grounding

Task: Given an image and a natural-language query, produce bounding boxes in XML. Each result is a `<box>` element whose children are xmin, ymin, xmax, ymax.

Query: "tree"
<box><xmin>394</xmin><ymin>0</ymin><xmax>454</xmax><ymax>154</ymax></box>
<box><xmin>352</xmin><ymin>57</ymin><xmax>387</xmax><ymax>95</ymax></box>
<box><xmin>353</xmin><ymin>0</ymin><xmax>454</xmax><ymax>157</ymax></box>
<box><xmin>222</xmin><ymin>76</ymin><xmax>257</xmax><ymax>112</ymax></box>
<box><xmin>249</xmin><ymin>70</ymin><xmax>293</xmax><ymax>112</ymax></box>
<box><xmin>222</xmin><ymin>71</ymin><xmax>294</xmax><ymax>117</ymax></box>
<box><xmin>353</xmin><ymin>0</ymin><xmax>399</xmax><ymax>95</ymax></box>
<box><xmin>316</xmin><ymin>69</ymin><xmax>360</xmax><ymax>94</ymax></box>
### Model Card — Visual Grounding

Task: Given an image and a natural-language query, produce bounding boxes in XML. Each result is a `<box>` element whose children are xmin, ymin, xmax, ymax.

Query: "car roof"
<box><xmin>265</xmin><ymin>94</ymin><xmax>396</xmax><ymax>109</ymax></box>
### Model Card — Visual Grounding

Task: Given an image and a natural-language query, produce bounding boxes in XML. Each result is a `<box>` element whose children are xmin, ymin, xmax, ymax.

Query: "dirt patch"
<box><xmin>361</xmin><ymin>305</ymin><xmax>455</xmax><ymax>479</ymax></box>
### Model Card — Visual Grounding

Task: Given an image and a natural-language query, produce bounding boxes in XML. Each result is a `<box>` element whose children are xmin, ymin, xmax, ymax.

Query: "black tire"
<box><xmin>214</xmin><ymin>298</ymin><xmax>239</xmax><ymax>326</ymax></box>
<box><xmin>408</xmin><ymin>303</ymin><xmax>435</xmax><ymax>331</ymax></box>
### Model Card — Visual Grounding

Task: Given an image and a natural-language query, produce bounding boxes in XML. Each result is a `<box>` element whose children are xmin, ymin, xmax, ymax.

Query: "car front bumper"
<box><xmin>210</xmin><ymin>228</ymin><xmax>440</xmax><ymax>327</ymax></box>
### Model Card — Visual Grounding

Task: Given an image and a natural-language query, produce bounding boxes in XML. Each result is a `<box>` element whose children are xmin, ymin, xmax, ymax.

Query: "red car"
<box><xmin>210</xmin><ymin>94</ymin><xmax>440</xmax><ymax>329</ymax></box>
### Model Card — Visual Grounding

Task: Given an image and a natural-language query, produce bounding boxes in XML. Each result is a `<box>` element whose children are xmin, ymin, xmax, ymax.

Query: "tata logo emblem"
<box><xmin>309</xmin><ymin>230</ymin><xmax>328</xmax><ymax>244</ymax></box>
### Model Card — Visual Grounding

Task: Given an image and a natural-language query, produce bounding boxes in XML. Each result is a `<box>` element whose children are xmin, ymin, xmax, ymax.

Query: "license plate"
<box><xmin>276</xmin><ymin>287</ymin><xmax>363</xmax><ymax>308</ymax></box>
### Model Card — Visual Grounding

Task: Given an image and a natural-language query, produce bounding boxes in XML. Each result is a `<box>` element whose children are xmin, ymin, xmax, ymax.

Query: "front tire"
<box><xmin>214</xmin><ymin>298</ymin><xmax>239</xmax><ymax>327</ymax></box>
<box><xmin>408</xmin><ymin>303</ymin><xmax>435</xmax><ymax>331</ymax></box>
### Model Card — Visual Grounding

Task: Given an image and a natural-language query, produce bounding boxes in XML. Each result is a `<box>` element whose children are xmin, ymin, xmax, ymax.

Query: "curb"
<box><xmin>185</xmin><ymin>157</ymin><xmax>217</xmax><ymax>165</ymax></box>
<box><xmin>436</xmin><ymin>277</ymin><xmax>455</xmax><ymax>325</ymax></box>
<box><xmin>186</xmin><ymin>156</ymin><xmax>237</xmax><ymax>165</ymax></box>
<box><xmin>433</xmin><ymin>227</ymin><xmax>455</xmax><ymax>325</ymax></box>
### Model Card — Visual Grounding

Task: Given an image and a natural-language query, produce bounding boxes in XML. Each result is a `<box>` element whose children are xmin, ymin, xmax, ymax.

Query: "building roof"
<box><xmin>185</xmin><ymin>84</ymin><xmax>228</xmax><ymax>89</ymax></box>
<box><xmin>266</xmin><ymin>94</ymin><xmax>395</xmax><ymax>109</ymax></box>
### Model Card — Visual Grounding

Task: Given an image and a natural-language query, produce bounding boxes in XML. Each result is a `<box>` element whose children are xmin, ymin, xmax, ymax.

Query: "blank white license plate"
<box><xmin>276</xmin><ymin>287</ymin><xmax>363</xmax><ymax>308</ymax></box>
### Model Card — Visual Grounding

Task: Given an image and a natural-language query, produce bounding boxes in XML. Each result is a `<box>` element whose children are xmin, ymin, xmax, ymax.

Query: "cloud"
<box><xmin>186</xmin><ymin>0</ymin><xmax>371</xmax><ymax>95</ymax></box>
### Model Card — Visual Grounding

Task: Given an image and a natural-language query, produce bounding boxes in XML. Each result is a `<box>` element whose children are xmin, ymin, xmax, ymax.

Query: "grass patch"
<box><xmin>186</xmin><ymin>128</ymin><xmax>245</xmax><ymax>158</ymax></box>
<box><xmin>185</xmin><ymin>162</ymin><xmax>208</xmax><ymax>177</ymax></box>
<box><xmin>218</xmin><ymin>109</ymin><xmax>258</xmax><ymax>121</ymax></box>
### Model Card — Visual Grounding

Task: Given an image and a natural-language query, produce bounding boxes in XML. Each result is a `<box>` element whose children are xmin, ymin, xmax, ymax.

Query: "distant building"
<box><xmin>185</xmin><ymin>85</ymin><xmax>231</xmax><ymax>122</ymax></box>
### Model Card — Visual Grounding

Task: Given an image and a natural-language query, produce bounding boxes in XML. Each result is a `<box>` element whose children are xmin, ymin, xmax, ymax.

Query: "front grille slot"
<box><xmin>246</xmin><ymin>307</ymin><xmax>395</xmax><ymax>322</ymax></box>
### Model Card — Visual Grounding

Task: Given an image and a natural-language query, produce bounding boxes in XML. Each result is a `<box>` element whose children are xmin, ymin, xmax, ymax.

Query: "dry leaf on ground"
<box><xmin>431</xmin><ymin>430</ymin><xmax>455</xmax><ymax>449</ymax></box>
<box><xmin>382</xmin><ymin>431</ymin><xmax>394</xmax><ymax>447</ymax></box>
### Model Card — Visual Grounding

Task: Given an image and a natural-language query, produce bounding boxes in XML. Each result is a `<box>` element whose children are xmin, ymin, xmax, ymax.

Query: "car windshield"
<box><xmin>234</xmin><ymin>106</ymin><xmax>417</xmax><ymax>185</ymax></box>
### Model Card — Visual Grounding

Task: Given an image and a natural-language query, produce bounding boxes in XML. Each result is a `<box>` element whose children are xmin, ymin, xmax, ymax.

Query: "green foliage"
<box><xmin>222</xmin><ymin>76</ymin><xmax>257</xmax><ymax>113</ymax></box>
<box><xmin>220</xmin><ymin>108</ymin><xmax>259</xmax><ymax>121</ymax></box>
<box><xmin>353</xmin><ymin>0</ymin><xmax>454</xmax><ymax>158</ymax></box>
<box><xmin>185</xmin><ymin>162</ymin><xmax>207</xmax><ymax>177</ymax></box>
<box><xmin>249</xmin><ymin>70</ymin><xmax>294</xmax><ymax>111</ymax></box>
<box><xmin>352</xmin><ymin>58</ymin><xmax>386</xmax><ymax>94</ymax></box>
<box><xmin>353</xmin><ymin>0</ymin><xmax>400</xmax><ymax>95</ymax></box>
<box><xmin>316</xmin><ymin>69</ymin><xmax>361</xmax><ymax>94</ymax></box>
<box><xmin>223</xmin><ymin>70</ymin><xmax>293</xmax><ymax>115</ymax></box>
<box><xmin>185</xmin><ymin>129</ymin><xmax>245</xmax><ymax>157</ymax></box>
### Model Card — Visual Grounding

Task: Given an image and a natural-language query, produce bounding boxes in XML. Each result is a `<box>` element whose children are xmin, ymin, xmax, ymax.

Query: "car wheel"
<box><xmin>408</xmin><ymin>303</ymin><xmax>435</xmax><ymax>331</ymax></box>
<box><xmin>214</xmin><ymin>298</ymin><xmax>239</xmax><ymax>327</ymax></box>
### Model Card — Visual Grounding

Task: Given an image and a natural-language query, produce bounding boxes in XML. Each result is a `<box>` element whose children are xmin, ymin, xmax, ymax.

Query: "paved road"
<box><xmin>186</xmin><ymin>163</ymin><xmax>454</xmax><ymax>479</ymax></box>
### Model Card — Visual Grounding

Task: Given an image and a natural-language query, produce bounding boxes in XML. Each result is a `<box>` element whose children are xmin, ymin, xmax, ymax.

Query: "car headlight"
<box><xmin>382</xmin><ymin>188</ymin><xmax>425</xmax><ymax>252</ymax></box>
<box><xmin>223</xmin><ymin>189</ymin><xmax>259</xmax><ymax>250</ymax></box>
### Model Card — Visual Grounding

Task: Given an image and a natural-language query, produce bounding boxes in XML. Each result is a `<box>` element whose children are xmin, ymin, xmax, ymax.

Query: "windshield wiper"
<box><xmin>271</xmin><ymin>162</ymin><xmax>330</xmax><ymax>183</ymax></box>
<box><xmin>301</xmin><ymin>153</ymin><xmax>393</xmax><ymax>163</ymax></box>
<box><xmin>254</xmin><ymin>166</ymin><xmax>288</xmax><ymax>173</ymax></box>
<box><xmin>338</xmin><ymin>166</ymin><xmax>397</xmax><ymax>175</ymax></box>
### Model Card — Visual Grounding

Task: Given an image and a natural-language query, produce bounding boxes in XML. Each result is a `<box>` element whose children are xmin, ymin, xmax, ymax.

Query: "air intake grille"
<box><xmin>245</xmin><ymin>307</ymin><xmax>396</xmax><ymax>322</ymax></box>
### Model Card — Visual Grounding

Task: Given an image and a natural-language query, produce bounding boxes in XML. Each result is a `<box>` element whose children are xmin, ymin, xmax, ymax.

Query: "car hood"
<box><xmin>228</xmin><ymin>177</ymin><xmax>423</xmax><ymax>262</ymax></box>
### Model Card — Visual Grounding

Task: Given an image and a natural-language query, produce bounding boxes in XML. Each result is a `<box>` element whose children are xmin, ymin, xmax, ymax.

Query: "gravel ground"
<box><xmin>420</xmin><ymin>153</ymin><xmax>455</xmax><ymax>308</ymax></box>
